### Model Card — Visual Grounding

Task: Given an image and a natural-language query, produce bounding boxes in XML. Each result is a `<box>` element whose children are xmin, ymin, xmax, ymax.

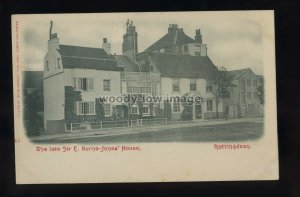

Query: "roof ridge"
<box><xmin>59</xmin><ymin>44</ymin><xmax>102</xmax><ymax>50</ymax></box>
<box><xmin>61</xmin><ymin>55</ymin><xmax>116</xmax><ymax>61</ymax></box>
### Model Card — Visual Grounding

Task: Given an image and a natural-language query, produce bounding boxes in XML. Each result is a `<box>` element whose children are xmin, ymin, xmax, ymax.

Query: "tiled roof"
<box><xmin>145</xmin><ymin>29</ymin><xmax>195</xmax><ymax>51</ymax></box>
<box><xmin>115</xmin><ymin>55</ymin><xmax>140</xmax><ymax>72</ymax></box>
<box><xmin>58</xmin><ymin>44</ymin><xmax>122</xmax><ymax>71</ymax></box>
<box><xmin>23</xmin><ymin>71</ymin><xmax>43</xmax><ymax>88</ymax></box>
<box><xmin>59</xmin><ymin>45</ymin><xmax>110</xmax><ymax>59</ymax></box>
<box><xmin>147</xmin><ymin>52</ymin><xmax>217</xmax><ymax>79</ymax></box>
<box><xmin>228</xmin><ymin>68</ymin><xmax>253</xmax><ymax>80</ymax></box>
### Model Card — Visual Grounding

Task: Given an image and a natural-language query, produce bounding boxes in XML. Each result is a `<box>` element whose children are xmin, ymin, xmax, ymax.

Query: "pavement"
<box><xmin>30</xmin><ymin>117</ymin><xmax>263</xmax><ymax>142</ymax></box>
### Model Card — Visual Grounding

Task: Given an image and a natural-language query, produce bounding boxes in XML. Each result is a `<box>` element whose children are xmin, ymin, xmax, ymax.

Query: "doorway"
<box><xmin>195</xmin><ymin>104</ymin><xmax>202</xmax><ymax>119</ymax></box>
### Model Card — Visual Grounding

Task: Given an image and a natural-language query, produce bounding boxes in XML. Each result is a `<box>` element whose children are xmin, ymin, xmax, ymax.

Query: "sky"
<box><xmin>20</xmin><ymin>11</ymin><xmax>269</xmax><ymax>74</ymax></box>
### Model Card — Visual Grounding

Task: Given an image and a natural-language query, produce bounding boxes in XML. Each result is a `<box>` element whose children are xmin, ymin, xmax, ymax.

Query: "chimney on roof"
<box><xmin>48</xmin><ymin>20</ymin><xmax>59</xmax><ymax>50</ymax></box>
<box><xmin>195</xmin><ymin>29</ymin><xmax>202</xmax><ymax>44</ymax></box>
<box><xmin>168</xmin><ymin>24</ymin><xmax>179</xmax><ymax>33</ymax></box>
<box><xmin>102</xmin><ymin>37</ymin><xmax>111</xmax><ymax>54</ymax></box>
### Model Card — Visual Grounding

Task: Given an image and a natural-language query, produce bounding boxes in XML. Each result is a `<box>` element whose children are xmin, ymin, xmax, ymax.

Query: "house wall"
<box><xmin>44</xmin><ymin>38</ymin><xmax>63</xmax><ymax>78</ymax></box>
<box><xmin>225</xmin><ymin>71</ymin><xmax>263</xmax><ymax>118</ymax></box>
<box><xmin>161</xmin><ymin>77</ymin><xmax>223</xmax><ymax>120</ymax></box>
<box><xmin>43</xmin><ymin>72</ymin><xmax>65</xmax><ymax>133</ymax></box>
<box><xmin>63</xmin><ymin>68</ymin><xmax>122</xmax><ymax>116</ymax></box>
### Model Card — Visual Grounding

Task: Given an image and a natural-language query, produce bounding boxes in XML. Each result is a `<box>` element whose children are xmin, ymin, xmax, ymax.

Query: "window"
<box><xmin>190</xmin><ymin>79</ymin><xmax>197</xmax><ymax>91</ymax></box>
<box><xmin>103</xmin><ymin>79</ymin><xmax>110</xmax><ymax>91</ymax></box>
<box><xmin>247</xmin><ymin>80</ymin><xmax>251</xmax><ymax>87</ymax></box>
<box><xmin>240</xmin><ymin>80</ymin><xmax>246</xmax><ymax>89</ymax></box>
<box><xmin>247</xmin><ymin>92</ymin><xmax>251</xmax><ymax>99</ymax></box>
<box><xmin>206</xmin><ymin>80</ymin><xmax>212</xmax><ymax>92</ymax></box>
<box><xmin>46</xmin><ymin>61</ymin><xmax>49</xmax><ymax>71</ymax></box>
<box><xmin>131</xmin><ymin>106</ymin><xmax>138</xmax><ymax>114</ymax></box>
<box><xmin>254</xmin><ymin>92</ymin><xmax>258</xmax><ymax>99</ymax></box>
<box><xmin>104</xmin><ymin>104</ymin><xmax>111</xmax><ymax>117</ymax></box>
<box><xmin>142</xmin><ymin>106</ymin><xmax>149</xmax><ymax>114</ymax></box>
<box><xmin>253</xmin><ymin>80</ymin><xmax>258</xmax><ymax>87</ymax></box>
<box><xmin>57</xmin><ymin>58</ymin><xmax>61</xmax><ymax>69</ymax></box>
<box><xmin>172</xmin><ymin>102</ymin><xmax>180</xmax><ymax>113</ymax></box>
<box><xmin>172</xmin><ymin>78</ymin><xmax>180</xmax><ymax>92</ymax></box>
<box><xmin>183</xmin><ymin>45</ymin><xmax>188</xmax><ymax>53</ymax></box>
<box><xmin>74</xmin><ymin>78</ymin><xmax>94</xmax><ymax>91</ymax></box>
<box><xmin>207</xmin><ymin>100</ymin><xmax>213</xmax><ymax>111</ymax></box>
<box><xmin>248</xmin><ymin>104</ymin><xmax>254</xmax><ymax>112</ymax></box>
<box><xmin>76</xmin><ymin>101</ymin><xmax>95</xmax><ymax>115</ymax></box>
<box><xmin>206</xmin><ymin>86</ymin><xmax>212</xmax><ymax>92</ymax></box>
<box><xmin>127</xmin><ymin>86</ymin><xmax>151</xmax><ymax>94</ymax></box>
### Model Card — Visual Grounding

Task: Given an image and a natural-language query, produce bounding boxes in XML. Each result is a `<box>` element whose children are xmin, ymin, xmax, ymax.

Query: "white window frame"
<box><xmin>103</xmin><ymin>79</ymin><xmax>110</xmax><ymax>91</ymax></box>
<box><xmin>76</xmin><ymin>101</ymin><xmax>95</xmax><ymax>115</ymax></box>
<box><xmin>190</xmin><ymin>79</ymin><xmax>197</xmax><ymax>91</ymax></box>
<box><xmin>131</xmin><ymin>106</ymin><xmax>138</xmax><ymax>115</ymax></box>
<box><xmin>172</xmin><ymin>101</ymin><xmax>181</xmax><ymax>113</ymax></box>
<box><xmin>207</xmin><ymin>100</ymin><xmax>213</xmax><ymax>111</ymax></box>
<box><xmin>103</xmin><ymin>103</ymin><xmax>111</xmax><ymax>117</ymax></box>
<box><xmin>74</xmin><ymin>78</ymin><xmax>94</xmax><ymax>91</ymax></box>
<box><xmin>172</xmin><ymin>78</ymin><xmax>180</xmax><ymax>92</ymax></box>
<box><xmin>142</xmin><ymin>105</ymin><xmax>150</xmax><ymax>115</ymax></box>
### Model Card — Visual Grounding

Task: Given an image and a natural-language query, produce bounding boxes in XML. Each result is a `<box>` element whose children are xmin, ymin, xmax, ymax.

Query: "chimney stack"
<box><xmin>195</xmin><ymin>29</ymin><xmax>202</xmax><ymax>44</ymax></box>
<box><xmin>48</xmin><ymin>21</ymin><xmax>59</xmax><ymax>50</ymax></box>
<box><xmin>102</xmin><ymin>38</ymin><xmax>111</xmax><ymax>54</ymax></box>
<box><xmin>168</xmin><ymin>24</ymin><xmax>179</xmax><ymax>33</ymax></box>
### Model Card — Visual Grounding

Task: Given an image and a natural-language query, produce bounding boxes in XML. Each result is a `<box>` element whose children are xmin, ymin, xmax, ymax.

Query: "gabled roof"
<box><xmin>115</xmin><ymin>55</ymin><xmax>140</xmax><ymax>72</ymax></box>
<box><xmin>58</xmin><ymin>44</ymin><xmax>122</xmax><ymax>71</ymax></box>
<box><xmin>23</xmin><ymin>71</ymin><xmax>43</xmax><ymax>88</ymax></box>
<box><xmin>59</xmin><ymin>45</ymin><xmax>110</xmax><ymax>59</ymax></box>
<box><xmin>146</xmin><ymin>52</ymin><xmax>217</xmax><ymax>79</ymax></box>
<box><xmin>228</xmin><ymin>68</ymin><xmax>256</xmax><ymax>80</ymax></box>
<box><xmin>145</xmin><ymin>29</ymin><xmax>194</xmax><ymax>51</ymax></box>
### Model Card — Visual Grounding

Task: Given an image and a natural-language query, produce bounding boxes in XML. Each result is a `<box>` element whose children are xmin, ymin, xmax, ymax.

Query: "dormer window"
<box><xmin>57</xmin><ymin>58</ymin><xmax>61</xmax><ymax>69</ymax></box>
<box><xmin>172</xmin><ymin>78</ymin><xmax>180</xmax><ymax>92</ymax></box>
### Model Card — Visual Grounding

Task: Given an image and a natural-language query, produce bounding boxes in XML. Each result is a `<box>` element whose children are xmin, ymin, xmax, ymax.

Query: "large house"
<box><xmin>225</xmin><ymin>68</ymin><xmax>264</xmax><ymax>118</ymax></box>
<box><xmin>136</xmin><ymin>23</ymin><xmax>222</xmax><ymax>120</ymax></box>
<box><xmin>43</xmin><ymin>20</ymin><xmax>223</xmax><ymax>133</ymax></box>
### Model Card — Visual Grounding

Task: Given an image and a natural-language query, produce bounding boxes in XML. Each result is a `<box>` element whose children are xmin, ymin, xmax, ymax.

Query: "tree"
<box><xmin>213</xmin><ymin>66</ymin><xmax>234</xmax><ymax>119</ymax></box>
<box><xmin>23</xmin><ymin>88</ymin><xmax>43</xmax><ymax>136</ymax></box>
<box><xmin>257</xmin><ymin>77</ymin><xmax>264</xmax><ymax>104</ymax></box>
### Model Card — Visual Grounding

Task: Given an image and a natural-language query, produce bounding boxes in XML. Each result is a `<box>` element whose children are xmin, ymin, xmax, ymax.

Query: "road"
<box><xmin>33</xmin><ymin>121</ymin><xmax>263</xmax><ymax>143</ymax></box>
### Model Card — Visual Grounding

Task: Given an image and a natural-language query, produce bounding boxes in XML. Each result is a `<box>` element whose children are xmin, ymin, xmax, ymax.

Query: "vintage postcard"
<box><xmin>12</xmin><ymin>11</ymin><xmax>278</xmax><ymax>183</ymax></box>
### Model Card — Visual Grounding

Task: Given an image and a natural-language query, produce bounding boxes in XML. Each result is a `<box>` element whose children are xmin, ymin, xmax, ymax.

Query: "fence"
<box><xmin>69</xmin><ymin>118</ymin><xmax>168</xmax><ymax>132</ymax></box>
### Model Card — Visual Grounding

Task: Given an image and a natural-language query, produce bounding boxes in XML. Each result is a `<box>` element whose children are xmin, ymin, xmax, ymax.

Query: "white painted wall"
<box><xmin>64</xmin><ymin>68</ymin><xmax>122</xmax><ymax>115</ymax></box>
<box><xmin>44</xmin><ymin>38</ymin><xmax>63</xmax><ymax>78</ymax></box>
<box><xmin>161</xmin><ymin>77</ymin><xmax>208</xmax><ymax>112</ymax></box>
<box><xmin>43</xmin><ymin>72</ymin><xmax>65</xmax><ymax>129</ymax></box>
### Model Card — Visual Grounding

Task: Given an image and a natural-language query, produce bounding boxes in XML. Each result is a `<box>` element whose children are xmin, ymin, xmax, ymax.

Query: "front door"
<box><xmin>195</xmin><ymin>104</ymin><xmax>202</xmax><ymax>119</ymax></box>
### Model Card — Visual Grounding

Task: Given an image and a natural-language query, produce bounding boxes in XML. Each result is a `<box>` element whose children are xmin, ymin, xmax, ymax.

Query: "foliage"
<box><xmin>214</xmin><ymin>66</ymin><xmax>235</xmax><ymax>119</ymax></box>
<box><xmin>111</xmin><ymin>105</ymin><xmax>124</xmax><ymax>120</ymax></box>
<box><xmin>64</xmin><ymin>86</ymin><xmax>82</xmax><ymax>128</ymax></box>
<box><xmin>95</xmin><ymin>98</ymin><xmax>105</xmax><ymax>120</ymax></box>
<box><xmin>23</xmin><ymin>88</ymin><xmax>43</xmax><ymax>136</ymax></box>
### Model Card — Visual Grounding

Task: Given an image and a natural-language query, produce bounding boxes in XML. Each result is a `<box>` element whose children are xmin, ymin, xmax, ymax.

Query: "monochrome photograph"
<box><xmin>22</xmin><ymin>13</ymin><xmax>264</xmax><ymax>143</ymax></box>
<box><xmin>12</xmin><ymin>11</ymin><xmax>278</xmax><ymax>183</ymax></box>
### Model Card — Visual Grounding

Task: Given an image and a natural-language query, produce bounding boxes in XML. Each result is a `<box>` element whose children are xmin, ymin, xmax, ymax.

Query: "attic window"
<box><xmin>46</xmin><ymin>61</ymin><xmax>49</xmax><ymax>71</ymax></box>
<box><xmin>57</xmin><ymin>58</ymin><xmax>61</xmax><ymax>69</ymax></box>
<box><xmin>172</xmin><ymin>78</ymin><xmax>180</xmax><ymax>92</ymax></box>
